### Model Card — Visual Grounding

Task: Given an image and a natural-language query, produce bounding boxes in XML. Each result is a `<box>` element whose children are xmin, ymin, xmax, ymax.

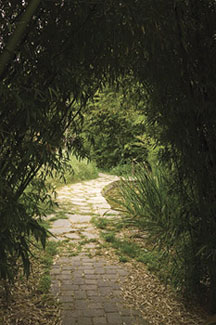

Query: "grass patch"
<box><xmin>114</xmin><ymin>240</ymin><xmax>138</xmax><ymax>258</ymax></box>
<box><xmin>80</xmin><ymin>238</ymin><xmax>98</xmax><ymax>245</ymax></box>
<box><xmin>136</xmin><ymin>250</ymin><xmax>163</xmax><ymax>272</ymax></box>
<box><xmin>59</xmin><ymin>237</ymin><xmax>100</xmax><ymax>257</ymax></box>
<box><xmin>100</xmin><ymin>228</ymin><xmax>162</xmax><ymax>269</ymax></box>
<box><xmin>47</xmin><ymin>155</ymin><xmax>99</xmax><ymax>188</ymax></box>
<box><xmin>119</xmin><ymin>256</ymin><xmax>129</xmax><ymax>263</ymax></box>
<box><xmin>91</xmin><ymin>216</ymin><xmax>111</xmax><ymax>229</ymax></box>
<box><xmin>38</xmin><ymin>274</ymin><xmax>51</xmax><ymax>293</ymax></box>
<box><xmin>38</xmin><ymin>240</ymin><xmax>59</xmax><ymax>293</ymax></box>
<box><xmin>91</xmin><ymin>215</ymin><xmax>124</xmax><ymax>231</ymax></box>
<box><xmin>59</xmin><ymin>241</ymin><xmax>81</xmax><ymax>256</ymax></box>
<box><xmin>48</xmin><ymin>211</ymin><xmax>69</xmax><ymax>223</ymax></box>
<box><xmin>101</xmin><ymin>231</ymin><xmax>116</xmax><ymax>243</ymax></box>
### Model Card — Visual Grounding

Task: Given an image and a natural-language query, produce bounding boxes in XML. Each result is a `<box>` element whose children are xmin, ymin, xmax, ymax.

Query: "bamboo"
<box><xmin>0</xmin><ymin>0</ymin><xmax>41</xmax><ymax>78</ymax></box>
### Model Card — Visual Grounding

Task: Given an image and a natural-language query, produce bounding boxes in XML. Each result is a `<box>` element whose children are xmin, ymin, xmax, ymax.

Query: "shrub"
<box><xmin>118</xmin><ymin>163</ymin><xmax>208</xmax><ymax>299</ymax></box>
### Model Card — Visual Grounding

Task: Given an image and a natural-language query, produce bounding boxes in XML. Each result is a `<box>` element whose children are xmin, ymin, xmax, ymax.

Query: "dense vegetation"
<box><xmin>81</xmin><ymin>86</ymin><xmax>148</xmax><ymax>171</ymax></box>
<box><xmin>1</xmin><ymin>0</ymin><xmax>216</xmax><ymax>313</ymax></box>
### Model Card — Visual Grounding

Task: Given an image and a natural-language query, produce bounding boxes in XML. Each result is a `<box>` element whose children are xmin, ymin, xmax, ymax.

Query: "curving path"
<box><xmin>49</xmin><ymin>173</ymin><xmax>149</xmax><ymax>325</ymax></box>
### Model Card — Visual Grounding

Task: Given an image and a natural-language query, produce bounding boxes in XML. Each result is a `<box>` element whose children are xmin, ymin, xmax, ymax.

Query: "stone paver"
<box><xmin>49</xmin><ymin>173</ymin><xmax>149</xmax><ymax>325</ymax></box>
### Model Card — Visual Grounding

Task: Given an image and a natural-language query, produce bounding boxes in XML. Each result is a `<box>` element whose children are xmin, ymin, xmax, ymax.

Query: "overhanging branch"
<box><xmin>0</xmin><ymin>0</ymin><xmax>41</xmax><ymax>79</ymax></box>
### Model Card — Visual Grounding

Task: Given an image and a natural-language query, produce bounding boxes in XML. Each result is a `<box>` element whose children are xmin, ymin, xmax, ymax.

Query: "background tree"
<box><xmin>81</xmin><ymin>86</ymin><xmax>148</xmax><ymax>170</ymax></box>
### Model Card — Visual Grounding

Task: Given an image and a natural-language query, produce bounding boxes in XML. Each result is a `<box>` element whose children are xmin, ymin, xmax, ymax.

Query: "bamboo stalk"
<box><xmin>0</xmin><ymin>0</ymin><xmax>41</xmax><ymax>78</ymax></box>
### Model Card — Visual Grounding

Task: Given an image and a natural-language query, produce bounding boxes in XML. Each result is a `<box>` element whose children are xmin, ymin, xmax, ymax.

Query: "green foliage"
<box><xmin>98</xmin><ymin>219</ymin><xmax>163</xmax><ymax>272</ymax></box>
<box><xmin>108</xmin><ymin>163</ymin><xmax>133</xmax><ymax>176</ymax></box>
<box><xmin>81</xmin><ymin>87</ymin><xmax>148</xmax><ymax>170</ymax></box>
<box><xmin>119</xmin><ymin>164</ymin><xmax>178</xmax><ymax>234</ymax></box>
<box><xmin>127</xmin><ymin>0</ymin><xmax>216</xmax><ymax>311</ymax></box>
<box><xmin>38</xmin><ymin>274</ymin><xmax>51</xmax><ymax>294</ymax></box>
<box><xmin>38</xmin><ymin>241</ymin><xmax>59</xmax><ymax>294</ymax></box>
<box><xmin>113</xmin><ymin>240</ymin><xmax>138</xmax><ymax>258</ymax></box>
<box><xmin>46</xmin><ymin>155</ymin><xmax>98</xmax><ymax>188</ymax></box>
<box><xmin>45</xmin><ymin>241</ymin><xmax>59</xmax><ymax>257</ymax></box>
<box><xmin>48</xmin><ymin>214</ymin><xmax>68</xmax><ymax>223</ymax></box>
<box><xmin>0</xmin><ymin>0</ymin><xmax>135</xmax><ymax>282</ymax></box>
<box><xmin>0</xmin><ymin>180</ymin><xmax>49</xmax><ymax>281</ymax></box>
<box><xmin>101</xmin><ymin>231</ymin><xmax>116</xmax><ymax>243</ymax></box>
<box><xmin>1</xmin><ymin>0</ymin><xmax>216</xmax><ymax>312</ymax></box>
<box><xmin>65</xmin><ymin>156</ymin><xmax>98</xmax><ymax>183</ymax></box>
<box><xmin>91</xmin><ymin>216</ymin><xmax>110</xmax><ymax>230</ymax></box>
<box><xmin>119</xmin><ymin>256</ymin><xmax>129</xmax><ymax>263</ymax></box>
<box><xmin>117</xmin><ymin>164</ymin><xmax>215</xmax><ymax>302</ymax></box>
<box><xmin>92</xmin><ymin>215</ymin><xmax>160</xmax><ymax>271</ymax></box>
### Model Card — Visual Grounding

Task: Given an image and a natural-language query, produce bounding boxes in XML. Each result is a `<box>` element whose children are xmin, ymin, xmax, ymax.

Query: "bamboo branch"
<box><xmin>0</xmin><ymin>0</ymin><xmax>41</xmax><ymax>78</ymax></box>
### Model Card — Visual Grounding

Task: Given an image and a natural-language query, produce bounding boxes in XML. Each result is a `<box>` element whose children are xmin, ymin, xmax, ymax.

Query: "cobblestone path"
<box><xmin>49</xmin><ymin>173</ymin><xmax>149</xmax><ymax>325</ymax></box>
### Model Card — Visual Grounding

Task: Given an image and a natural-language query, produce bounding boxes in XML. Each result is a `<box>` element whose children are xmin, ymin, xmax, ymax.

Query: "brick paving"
<box><xmin>49</xmin><ymin>174</ymin><xmax>149</xmax><ymax>325</ymax></box>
